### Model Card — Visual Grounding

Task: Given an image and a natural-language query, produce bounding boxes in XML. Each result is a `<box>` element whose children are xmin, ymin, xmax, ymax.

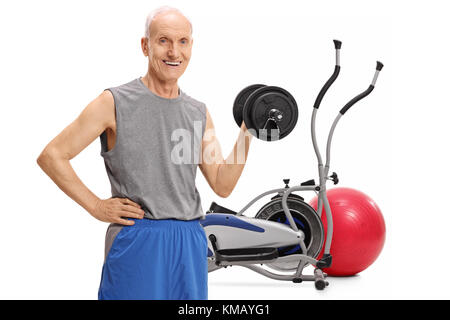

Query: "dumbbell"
<box><xmin>233</xmin><ymin>84</ymin><xmax>298</xmax><ymax>141</ymax></box>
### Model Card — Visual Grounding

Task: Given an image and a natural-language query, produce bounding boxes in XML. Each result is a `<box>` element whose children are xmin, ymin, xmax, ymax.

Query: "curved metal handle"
<box><xmin>313</xmin><ymin>39</ymin><xmax>342</xmax><ymax>109</ymax></box>
<box><xmin>339</xmin><ymin>61</ymin><xmax>384</xmax><ymax>115</ymax></box>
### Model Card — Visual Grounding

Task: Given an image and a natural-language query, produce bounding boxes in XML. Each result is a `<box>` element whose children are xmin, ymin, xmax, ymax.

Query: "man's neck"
<box><xmin>143</xmin><ymin>73</ymin><xmax>179</xmax><ymax>99</ymax></box>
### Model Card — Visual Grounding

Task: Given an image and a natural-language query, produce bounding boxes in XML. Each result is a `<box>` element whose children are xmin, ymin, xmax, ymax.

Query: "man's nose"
<box><xmin>167</xmin><ymin>45</ymin><xmax>180</xmax><ymax>59</ymax></box>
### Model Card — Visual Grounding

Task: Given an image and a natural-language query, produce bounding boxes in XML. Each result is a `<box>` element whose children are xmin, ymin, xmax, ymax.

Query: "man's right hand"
<box><xmin>92</xmin><ymin>198</ymin><xmax>145</xmax><ymax>225</ymax></box>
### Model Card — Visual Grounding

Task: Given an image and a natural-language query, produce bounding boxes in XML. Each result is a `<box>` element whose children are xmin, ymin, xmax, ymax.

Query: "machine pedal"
<box><xmin>215</xmin><ymin>247</ymin><xmax>279</xmax><ymax>263</ymax></box>
<box><xmin>207</xmin><ymin>202</ymin><xmax>237</xmax><ymax>215</ymax></box>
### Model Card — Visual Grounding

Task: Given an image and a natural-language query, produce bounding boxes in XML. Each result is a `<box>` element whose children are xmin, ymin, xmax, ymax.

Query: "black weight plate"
<box><xmin>233</xmin><ymin>84</ymin><xmax>266</xmax><ymax>127</ymax></box>
<box><xmin>243</xmin><ymin>86</ymin><xmax>298</xmax><ymax>141</ymax></box>
<box><xmin>253</xmin><ymin>92</ymin><xmax>298</xmax><ymax>140</ymax></box>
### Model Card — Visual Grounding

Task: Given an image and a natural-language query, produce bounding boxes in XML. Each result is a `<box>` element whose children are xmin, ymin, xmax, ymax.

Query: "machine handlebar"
<box><xmin>313</xmin><ymin>39</ymin><xmax>342</xmax><ymax>109</ymax></box>
<box><xmin>339</xmin><ymin>61</ymin><xmax>384</xmax><ymax>115</ymax></box>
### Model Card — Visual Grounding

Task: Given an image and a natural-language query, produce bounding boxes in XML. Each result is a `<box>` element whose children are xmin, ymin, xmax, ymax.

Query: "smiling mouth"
<box><xmin>163</xmin><ymin>60</ymin><xmax>182</xmax><ymax>66</ymax></box>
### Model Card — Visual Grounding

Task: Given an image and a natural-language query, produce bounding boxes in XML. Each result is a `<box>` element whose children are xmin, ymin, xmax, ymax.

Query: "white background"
<box><xmin>0</xmin><ymin>0</ymin><xmax>449</xmax><ymax>300</ymax></box>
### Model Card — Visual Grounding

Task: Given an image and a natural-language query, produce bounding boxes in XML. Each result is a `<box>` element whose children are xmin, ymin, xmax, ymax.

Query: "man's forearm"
<box><xmin>215</xmin><ymin>126</ymin><xmax>253</xmax><ymax>197</ymax></box>
<box><xmin>37</xmin><ymin>151</ymin><xmax>100</xmax><ymax>215</ymax></box>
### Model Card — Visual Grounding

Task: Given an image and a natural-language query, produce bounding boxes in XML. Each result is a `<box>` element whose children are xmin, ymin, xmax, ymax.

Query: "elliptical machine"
<box><xmin>199</xmin><ymin>40</ymin><xmax>384</xmax><ymax>290</ymax></box>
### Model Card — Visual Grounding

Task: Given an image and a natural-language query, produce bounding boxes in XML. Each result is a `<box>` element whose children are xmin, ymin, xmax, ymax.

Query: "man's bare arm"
<box><xmin>199</xmin><ymin>109</ymin><xmax>253</xmax><ymax>198</ymax></box>
<box><xmin>36</xmin><ymin>90</ymin><xmax>144</xmax><ymax>225</ymax></box>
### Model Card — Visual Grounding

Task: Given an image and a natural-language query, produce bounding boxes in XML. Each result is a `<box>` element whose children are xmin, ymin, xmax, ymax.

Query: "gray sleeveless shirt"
<box><xmin>99</xmin><ymin>78</ymin><xmax>206</xmax><ymax>220</ymax></box>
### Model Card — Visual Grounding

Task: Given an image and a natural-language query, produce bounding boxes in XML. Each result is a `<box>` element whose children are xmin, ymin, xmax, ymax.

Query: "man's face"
<box><xmin>143</xmin><ymin>12</ymin><xmax>193</xmax><ymax>83</ymax></box>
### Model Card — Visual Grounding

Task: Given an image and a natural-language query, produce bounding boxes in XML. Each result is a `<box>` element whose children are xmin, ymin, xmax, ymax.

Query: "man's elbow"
<box><xmin>36</xmin><ymin>149</ymin><xmax>50</xmax><ymax>168</ymax></box>
<box><xmin>215</xmin><ymin>186</ymin><xmax>233</xmax><ymax>198</ymax></box>
<box><xmin>36</xmin><ymin>147</ymin><xmax>58</xmax><ymax>170</ymax></box>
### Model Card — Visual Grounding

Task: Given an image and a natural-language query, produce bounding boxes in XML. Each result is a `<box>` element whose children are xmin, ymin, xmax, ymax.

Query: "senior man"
<box><xmin>36</xmin><ymin>6</ymin><xmax>253</xmax><ymax>300</ymax></box>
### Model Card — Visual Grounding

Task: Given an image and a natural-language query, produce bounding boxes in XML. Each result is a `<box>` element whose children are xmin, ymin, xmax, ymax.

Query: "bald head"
<box><xmin>144</xmin><ymin>6</ymin><xmax>193</xmax><ymax>39</ymax></box>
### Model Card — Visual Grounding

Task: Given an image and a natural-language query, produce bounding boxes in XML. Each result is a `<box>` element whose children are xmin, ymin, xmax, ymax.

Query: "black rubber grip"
<box><xmin>376</xmin><ymin>61</ymin><xmax>384</xmax><ymax>71</ymax></box>
<box><xmin>313</xmin><ymin>65</ymin><xmax>340</xmax><ymax>109</ymax></box>
<box><xmin>339</xmin><ymin>85</ymin><xmax>374</xmax><ymax>115</ymax></box>
<box><xmin>333</xmin><ymin>39</ymin><xmax>342</xmax><ymax>49</ymax></box>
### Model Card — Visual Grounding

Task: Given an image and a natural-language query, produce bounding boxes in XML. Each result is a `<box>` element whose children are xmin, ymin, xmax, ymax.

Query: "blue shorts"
<box><xmin>98</xmin><ymin>218</ymin><xmax>208</xmax><ymax>300</ymax></box>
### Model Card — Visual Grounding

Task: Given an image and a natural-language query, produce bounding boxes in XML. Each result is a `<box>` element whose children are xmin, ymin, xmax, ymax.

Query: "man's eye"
<box><xmin>180</xmin><ymin>40</ymin><xmax>186</xmax><ymax>44</ymax></box>
<box><xmin>160</xmin><ymin>39</ymin><xmax>167</xmax><ymax>43</ymax></box>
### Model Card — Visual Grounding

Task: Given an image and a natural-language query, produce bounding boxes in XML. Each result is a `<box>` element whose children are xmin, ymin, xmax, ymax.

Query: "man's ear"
<box><xmin>141</xmin><ymin>37</ymin><xmax>149</xmax><ymax>56</ymax></box>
